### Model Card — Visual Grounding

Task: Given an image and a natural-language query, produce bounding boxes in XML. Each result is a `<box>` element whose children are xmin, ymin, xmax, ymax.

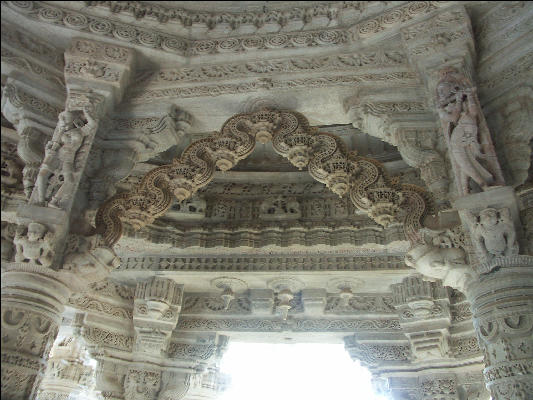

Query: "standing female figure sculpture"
<box><xmin>436</xmin><ymin>68</ymin><xmax>504</xmax><ymax>196</ymax></box>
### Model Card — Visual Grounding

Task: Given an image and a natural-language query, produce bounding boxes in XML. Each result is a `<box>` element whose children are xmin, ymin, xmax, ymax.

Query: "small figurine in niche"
<box><xmin>466</xmin><ymin>207</ymin><xmax>518</xmax><ymax>262</ymax></box>
<box><xmin>14</xmin><ymin>222</ymin><xmax>54</xmax><ymax>267</ymax></box>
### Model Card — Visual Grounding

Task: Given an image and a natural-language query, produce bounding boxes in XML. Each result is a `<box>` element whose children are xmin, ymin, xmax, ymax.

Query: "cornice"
<box><xmin>5</xmin><ymin>1</ymin><xmax>349</xmax><ymax>57</ymax></box>
<box><xmin>80</xmin><ymin>1</ymin><xmax>401</xmax><ymax>35</ymax></box>
<box><xmin>126</xmin><ymin>71</ymin><xmax>419</xmax><ymax>103</ymax></box>
<box><xmin>122</xmin><ymin>222</ymin><xmax>405</xmax><ymax>250</ymax></box>
<box><xmin>1</xmin><ymin>47</ymin><xmax>66</xmax><ymax>90</ymax></box>
<box><xmin>118</xmin><ymin>254</ymin><xmax>408</xmax><ymax>272</ymax></box>
<box><xmin>474</xmin><ymin>1</ymin><xmax>533</xmax><ymax>62</ymax></box>
<box><xmin>1</xmin><ymin>82</ymin><xmax>63</xmax><ymax>121</ymax></box>
<box><xmin>0</xmin><ymin>20</ymin><xmax>65</xmax><ymax>71</ymax></box>
<box><xmin>133</xmin><ymin>47</ymin><xmax>409</xmax><ymax>86</ymax></box>
<box><xmin>5</xmin><ymin>1</ymin><xmax>453</xmax><ymax>59</ymax></box>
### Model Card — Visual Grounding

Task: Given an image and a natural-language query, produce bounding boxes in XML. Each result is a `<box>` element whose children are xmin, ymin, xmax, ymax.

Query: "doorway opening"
<box><xmin>218</xmin><ymin>342</ymin><xmax>387</xmax><ymax>400</ymax></box>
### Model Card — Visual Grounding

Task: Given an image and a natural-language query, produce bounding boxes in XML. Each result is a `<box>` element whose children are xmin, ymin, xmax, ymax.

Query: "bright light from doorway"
<box><xmin>218</xmin><ymin>342</ymin><xmax>388</xmax><ymax>400</ymax></box>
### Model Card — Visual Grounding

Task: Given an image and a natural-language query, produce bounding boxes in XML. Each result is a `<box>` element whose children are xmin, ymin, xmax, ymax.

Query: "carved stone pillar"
<box><xmin>119</xmin><ymin>277</ymin><xmax>183</xmax><ymax>400</ymax></box>
<box><xmin>398</xmin><ymin>7</ymin><xmax>533</xmax><ymax>397</ymax></box>
<box><xmin>164</xmin><ymin>334</ymin><xmax>230</xmax><ymax>400</ymax></box>
<box><xmin>123</xmin><ymin>368</ymin><xmax>161</xmax><ymax>400</ymax></box>
<box><xmin>93</xmin><ymin>357</ymin><xmax>128</xmax><ymax>400</ymax></box>
<box><xmin>1</xmin><ymin>38</ymin><xmax>135</xmax><ymax>400</ymax></box>
<box><xmin>406</xmin><ymin>167</ymin><xmax>533</xmax><ymax>399</ymax></box>
<box><xmin>1</xmin><ymin>267</ymin><xmax>69</xmax><ymax>399</ymax></box>
<box><xmin>467</xmin><ymin>266</ymin><xmax>533</xmax><ymax>399</ymax></box>
<box><xmin>36</xmin><ymin>334</ymin><xmax>95</xmax><ymax>400</ymax></box>
<box><xmin>455</xmin><ymin>189</ymin><xmax>533</xmax><ymax>400</ymax></box>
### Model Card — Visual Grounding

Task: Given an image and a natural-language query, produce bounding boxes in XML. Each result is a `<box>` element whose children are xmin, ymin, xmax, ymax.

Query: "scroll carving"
<box><xmin>96</xmin><ymin>109</ymin><xmax>431</xmax><ymax>246</ymax></box>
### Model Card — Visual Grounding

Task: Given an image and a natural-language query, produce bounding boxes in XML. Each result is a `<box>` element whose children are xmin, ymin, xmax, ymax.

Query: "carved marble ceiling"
<box><xmin>2</xmin><ymin>0</ymin><xmax>532</xmax><ymax>296</ymax></box>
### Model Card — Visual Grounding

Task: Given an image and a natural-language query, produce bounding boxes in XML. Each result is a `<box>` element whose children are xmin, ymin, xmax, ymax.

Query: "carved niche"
<box><xmin>259</xmin><ymin>195</ymin><xmax>301</xmax><ymax>220</ymax></box>
<box><xmin>13</xmin><ymin>222</ymin><xmax>54</xmax><ymax>267</ymax></box>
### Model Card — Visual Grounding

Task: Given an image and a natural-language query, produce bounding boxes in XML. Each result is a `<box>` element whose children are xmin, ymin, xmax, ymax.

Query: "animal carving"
<box><xmin>405</xmin><ymin>239</ymin><xmax>472</xmax><ymax>292</ymax></box>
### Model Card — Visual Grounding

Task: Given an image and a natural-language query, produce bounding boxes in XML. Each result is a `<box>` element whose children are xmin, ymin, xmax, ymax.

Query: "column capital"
<box><xmin>64</xmin><ymin>38</ymin><xmax>136</xmax><ymax>111</ymax></box>
<box><xmin>132</xmin><ymin>277</ymin><xmax>184</xmax><ymax>358</ymax></box>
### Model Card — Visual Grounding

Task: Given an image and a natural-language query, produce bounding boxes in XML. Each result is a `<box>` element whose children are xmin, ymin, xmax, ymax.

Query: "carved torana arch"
<box><xmin>95</xmin><ymin>109</ymin><xmax>432</xmax><ymax>246</ymax></box>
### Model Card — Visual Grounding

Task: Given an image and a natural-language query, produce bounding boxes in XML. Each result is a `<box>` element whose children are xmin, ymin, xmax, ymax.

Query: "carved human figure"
<box><xmin>1</xmin><ymin>221</ymin><xmax>16</xmax><ymax>261</ymax></box>
<box><xmin>287</xmin><ymin>145</ymin><xmax>311</xmax><ymax>170</ymax></box>
<box><xmin>35</xmin><ymin>109</ymin><xmax>94</xmax><ymax>208</ymax></box>
<box><xmin>63</xmin><ymin>243</ymin><xmax>120</xmax><ymax>287</ymax></box>
<box><xmin>124</xmin><ymin>369</ymin><xmax>161</xmax><ymax>400</ymax></box>
<box><xmin>1</xmin><ymin>159</ymin><xmax>22</xmax><ymax>187</ymax></box>
<box><xmin>466</xmin><ymin>207</ymin><xmax>518</xmax><ymax>262</ymax></box>
<box><xmin>404</xmin><ymin>237</ymin><xmax>472</xmax><ymax>292</ymax></box>
<box><xmin>13</xmin><ymin>222</ymin><xmax>54</xmax><ymax>267</ymax></box>
<box><xmin>436</xmin><ymin>69</ymin><xmax>503</xmax><ymax>195</ymax></box>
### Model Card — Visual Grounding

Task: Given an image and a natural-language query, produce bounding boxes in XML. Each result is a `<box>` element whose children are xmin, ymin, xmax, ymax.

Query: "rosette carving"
<box><xmin>96</xmin><ymin>109</ymin><xmax>431</xmax><ymax>246</ymax></box>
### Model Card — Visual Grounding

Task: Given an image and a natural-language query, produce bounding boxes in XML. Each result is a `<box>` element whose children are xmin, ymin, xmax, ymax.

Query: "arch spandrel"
<box><xmin>95</xmin><ymin>109</ymin><xmax>433</xmax><ymax>247</ymax></box>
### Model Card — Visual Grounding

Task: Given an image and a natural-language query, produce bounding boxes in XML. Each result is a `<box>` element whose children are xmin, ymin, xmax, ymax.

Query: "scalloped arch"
<box><xmin>95</xmin><ymin>109</ymin><xmax>432</xmax><ymax>246</ymax></box>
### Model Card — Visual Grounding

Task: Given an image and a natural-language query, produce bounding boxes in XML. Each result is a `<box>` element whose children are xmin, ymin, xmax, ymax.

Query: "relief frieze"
<box><xmin>119</xmin><ymin>255</ymin><xmax>408</xmax><ymax>272</ymax></box>
<box><xmin>123</xmin><ymin>221</ymin><xmax>405</xmax><ymax>250</ymax></box>
<box><xmin>176</xmin><ymin>317</ymin><xmax>401</xmax><ymax>332</ymax></box>
<box><xmin>126</xmin><ymin>72</ymin><xmax>418</xmax><ymax>102</ymax></box>
<box><xmin>6</xmin><ymin>1</ymin><xmax>449</xmax><ymax>58</ymax></box>
<box><xmin>133</xmin><ymin>49</ymin><xmax>408</xmax><ymax>86</ymax></box>
<box><xmin>83</xmin><ymin>1</ymin><xmax>397</xmax><ymax>34</ymax></box>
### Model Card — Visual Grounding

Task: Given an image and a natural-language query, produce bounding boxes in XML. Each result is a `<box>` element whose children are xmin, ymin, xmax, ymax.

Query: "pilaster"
<box><xmin>1</xmin><ymin>37</ymin><xmax>136</xmax><ymax>400</ymax></box>
<box><xmin>402</xmin><ymin>17</ymin><xmax>533</xmax><ymax>396</ymax></box>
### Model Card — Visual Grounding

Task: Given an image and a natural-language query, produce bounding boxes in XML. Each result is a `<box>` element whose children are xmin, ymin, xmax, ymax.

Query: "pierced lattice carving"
<box><xmin>95</xmin><ymin>109</ymin><xmax>431</xmax><ymax>246</ymax></box>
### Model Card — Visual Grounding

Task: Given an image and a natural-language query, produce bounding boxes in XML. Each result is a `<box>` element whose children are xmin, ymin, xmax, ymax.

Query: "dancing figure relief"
<box><xmin>35</xmin><ymin>109</ymin><xmax>95</xmax><ymax>209</ymax></box>
<box><xmin>436</xmin><ymin>68</ymin><xmax>504</xmax><ymax>196</ymax></box>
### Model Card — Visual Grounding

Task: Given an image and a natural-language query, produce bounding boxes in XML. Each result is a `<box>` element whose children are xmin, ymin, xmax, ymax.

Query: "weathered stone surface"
<box><xmin>1</xmin><ymin>2</ymin><xmax>532</xmax><ymax>399</ymax></box>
